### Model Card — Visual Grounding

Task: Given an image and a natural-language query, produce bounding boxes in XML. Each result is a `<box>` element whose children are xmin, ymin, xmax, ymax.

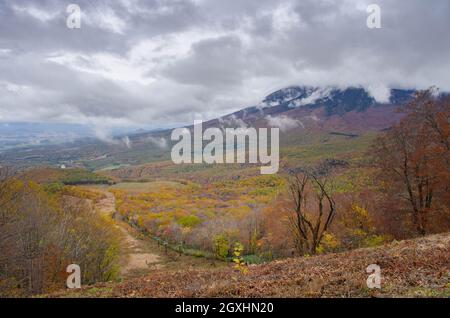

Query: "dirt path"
<box><xmin>117</xmin><ymin>224</ymin><xmax>164</xmax><ymax>277</ymax></box>
<box><xmin>96</xmin><ymin>191</ymin><xmax>116</xmax><ymax>215</ymax></box>
<box><xmin>89</xmin><ymin>187</ymin><xmax>227</xmax><ymax>279</ymax></box>
<box><xmin>94</xmin><ymin>190</ymin><xmax>164</xmax><ymax>278</ymax></box>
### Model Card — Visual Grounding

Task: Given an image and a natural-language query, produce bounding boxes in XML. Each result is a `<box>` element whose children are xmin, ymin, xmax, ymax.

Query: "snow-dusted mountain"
<box><xmin>203</xmin><ymin>86</ymin><xmax>416</xmax><ymax>133</ymax></box>
<box><xmin>259</xmin><ymin>86</ymin><xmax>414</xmax><ymax>114</ymax></box>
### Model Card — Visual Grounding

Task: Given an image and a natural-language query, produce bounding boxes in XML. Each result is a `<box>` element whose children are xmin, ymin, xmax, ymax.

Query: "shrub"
<box><xmin>177</xmin><ymin>215</ymin><xmax>202</xmax><ymax>228</ymax></box>
<box><xmin>316</xmin><ymin>232</ymin><xmax>340</xmax><ymax>254</ymax></box>
<box><xmin>213</xmin><ymin>234</ymin><xmax>230</xmax><ymax>259</ymax></box>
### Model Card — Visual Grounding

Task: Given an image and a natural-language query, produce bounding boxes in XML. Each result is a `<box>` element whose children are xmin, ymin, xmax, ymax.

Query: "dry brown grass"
<box><xmin>49</xmin><ymin>232</ymin><xmax>450</xmax><ymax>298</ymax></box>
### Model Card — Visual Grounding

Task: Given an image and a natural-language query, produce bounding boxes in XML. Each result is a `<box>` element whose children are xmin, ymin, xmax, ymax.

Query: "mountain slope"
<box><xmin>0</xmin><ymin>86</ymin><xmax>416</xmax><ymax>169</ymax></box>
<box><xmin>50</xmin><ymin>232</ymin><xmax>450</xmax><ymax>298</ymax></box>
<box><xmin>203</xmin><ymin>86</ymin><xmax>415</xmax><ymax>134</ymax></box>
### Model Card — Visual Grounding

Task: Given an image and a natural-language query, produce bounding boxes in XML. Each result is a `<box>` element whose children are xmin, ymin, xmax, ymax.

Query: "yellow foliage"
<box><xmin>316</xmin><ymin>232</ymin><xmax>340</xmax><ymax>254</ymax></box>
<box><xmin>232</xmin><ymin>242</ymin><xmax>248</xmax><ymax>274</ymax></box>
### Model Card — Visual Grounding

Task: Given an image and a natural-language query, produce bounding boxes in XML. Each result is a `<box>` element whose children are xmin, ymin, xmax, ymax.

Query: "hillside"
<box><xmin>0</xmin><ymin>86</ymin><xmax>416</xmax><ymax>170</ymax></box>
<box><xmin>17</xmin><ymin>167</ymin><xmax>112</xmax><ymax>185</ymax></box>
<box><xmin>49</xmin><ymin>232</ymin><xmax>450</xmax><ymax>298</ymax></box>
<box><xmin>202</xmin><ymin>86</ymin><xmax>414</xmax><ymax>134</ymax></box>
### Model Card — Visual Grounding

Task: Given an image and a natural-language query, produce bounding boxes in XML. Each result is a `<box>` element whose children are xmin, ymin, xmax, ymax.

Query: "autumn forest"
<box><xmin>0</xmin><ymin>89</ymin><xmax>448</xmax><ymax>298</ymax></box>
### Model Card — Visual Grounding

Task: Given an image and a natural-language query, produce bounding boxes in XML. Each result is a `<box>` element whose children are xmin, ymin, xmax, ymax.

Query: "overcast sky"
<box><xmin>0</xmin><ymin>0</ymin><xmax>449</xmax><ymax>134</ymax></box>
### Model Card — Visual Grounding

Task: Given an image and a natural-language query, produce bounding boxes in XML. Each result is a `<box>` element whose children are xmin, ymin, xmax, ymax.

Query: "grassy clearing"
<box><xmin>281</xmin><ymin>133</ymin><xmax>376</xmax><ymax>165</ymax></box>
<box><xmin>19</xmin><ymin>167</ymin><xmax>112</xmax><ymax>185</ymax></box>
<box><xmin>110</xmin><ymin>181</ymin><xmax>188</xmax><ymax>193</ymax></box>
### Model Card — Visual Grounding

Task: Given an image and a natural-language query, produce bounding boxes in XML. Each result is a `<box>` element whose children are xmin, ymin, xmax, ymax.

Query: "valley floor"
<box><xmin>93</xmin><ymin>189</ymin><xmax>227</xmax><ymax>280</ymax></box>
<box><xmin>49</xmin><ymin>232</ymin><xmax>449</xmax><ymax>298</ymax></box>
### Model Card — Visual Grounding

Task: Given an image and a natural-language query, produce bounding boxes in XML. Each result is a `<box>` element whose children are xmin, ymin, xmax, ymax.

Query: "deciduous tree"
<box><xmin>287</xmin><ymin>162</ymin><xmax>337</xmax><ymax>255</ymax></box>
<box><xmin>371</xmin><ymin>89</ymin><xmax>450</xmax><ymax>235</ymax></box>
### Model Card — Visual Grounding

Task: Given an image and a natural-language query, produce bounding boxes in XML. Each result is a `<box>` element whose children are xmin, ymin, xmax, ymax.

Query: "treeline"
<box><xmin>59</xmin><ymin>169</ymin><xmax>113</xmax><ymax>185</ymax></box>
<box><xmin>0</xmin><ymin>171</ymin><xmax>121</xmax><ymax>297</ymax></box>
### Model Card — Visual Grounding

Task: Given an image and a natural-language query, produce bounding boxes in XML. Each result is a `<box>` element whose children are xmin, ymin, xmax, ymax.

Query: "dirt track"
<box><xmin>94</xmin><ymin>190</ymin><xmax>164</xmax><ymax>277</ymax></box>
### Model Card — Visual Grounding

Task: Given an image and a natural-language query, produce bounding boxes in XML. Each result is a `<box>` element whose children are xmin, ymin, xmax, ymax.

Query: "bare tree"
<box><xmin>287</xmin><ymin>164</ymin><xmax>336</xmax><ymax>255</ymax></box>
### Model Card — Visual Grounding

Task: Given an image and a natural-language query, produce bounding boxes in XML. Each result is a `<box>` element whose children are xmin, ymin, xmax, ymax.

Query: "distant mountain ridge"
<box><xmin>259</xmin><ymin>86</ymin><xmax>415</xmax><ymax>115</ymax></box>
<box><xmin>200</xmin><ymin>86</ymin><xmax>417</xmax><ymax>134</ymax></box>
<box><xmin>0</xmin><ymin>85</ymin><xmax>423</xmax><ymax>168</ymax></box>
<box><xmin>226</xmin><ymin>86</ymin><xmax>414</xmax><ymax>120</ymax></box>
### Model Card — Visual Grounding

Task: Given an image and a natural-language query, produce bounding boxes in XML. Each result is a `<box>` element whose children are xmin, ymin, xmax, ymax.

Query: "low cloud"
<box><xmin>146</xmin><ymin>136</ymin><xmax>168</xmax><ymax>149</ymax></box>
<box><xmin>366</xmin><ymin>84</ymin><xmax>392</xmax><ymax>103</ymax></box>
<box><xmin>122</xmin><ymin>136</ymin><xmax>132</xmax><ymax>148</ymax></box>
<box><xmin>265</xmin><ymin>115</ymin><xmax>304</xmax><ymax>132</ymax></box>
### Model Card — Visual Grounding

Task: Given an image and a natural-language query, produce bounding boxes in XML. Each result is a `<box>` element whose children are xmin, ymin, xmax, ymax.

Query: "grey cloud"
<box><xmin>0</xmin><ymin>0</ymin><xmax>449</xmax><ymax>130</ymax></box>
<box><xmin>161</xmin><ymin>35</ymin><xmax>246</xmax><ymax>87</ymax></box>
